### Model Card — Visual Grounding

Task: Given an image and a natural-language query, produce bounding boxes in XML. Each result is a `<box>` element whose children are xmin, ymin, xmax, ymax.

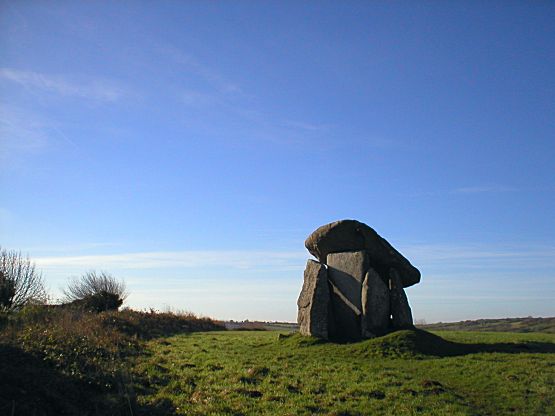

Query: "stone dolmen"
<box><xmin>297</xmin><ymin>220</ymin><xmax>421</xmax><ymax>340</ymax></box>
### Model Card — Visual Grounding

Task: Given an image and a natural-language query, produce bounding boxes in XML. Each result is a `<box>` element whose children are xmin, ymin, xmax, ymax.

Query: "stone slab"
<box><xmin>361</xmin><ymin>267</ymin><xmax>390</xmax><ymax>337</ymax></box>
<box><xmin>326</xmin><ymin>250</ymin><xmax>368</xmax><ymax>312</ymax></box>
<box><xmin>389</xmin><ymin>268</ymin><xmax>413</xmax><ymax>329</ymax></box>
<box><xmin>297</xmin><ymin>259</ymin><xmax>330</xmax><ymax>338</ymax></box>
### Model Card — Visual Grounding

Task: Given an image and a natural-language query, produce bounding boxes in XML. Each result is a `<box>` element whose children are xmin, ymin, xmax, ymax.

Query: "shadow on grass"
<box><xmin>397</xmin><ymin>329</ymin><xmax>555</xmax><ymax>357</ymax></box>
<box><xmin>0</xmin><ymin>344</ymin><xmax>175</xmax><ymax>416</ymax></box>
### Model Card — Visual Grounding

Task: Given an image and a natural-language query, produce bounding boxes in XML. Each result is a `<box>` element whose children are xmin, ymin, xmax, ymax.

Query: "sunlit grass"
<box><xmin>133</xmin><ymin>330</ymin><xmax>555</xmax><ymax>415</ymax></box>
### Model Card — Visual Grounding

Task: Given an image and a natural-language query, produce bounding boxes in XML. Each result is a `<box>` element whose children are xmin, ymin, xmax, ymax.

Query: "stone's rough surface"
<box><xmin>328</xmin><ymin>281</ymin><xmax>361</xmax><ymax>340</ymax></box>
<box><xmin>305</xmin><ymin>220</ymin><xmax>365</xmax><ymax>262</ymax></box>
<box><xmin>389</xmin><ymin>268</ymin><xmax>414</xmax><ymax>328</ymax></box>
<box><xmin>297</xmin><ymin>260</ymin><xmax>330</xmax><ymax>338</ymax></box>
<box><xmin>327</xmin><ymin>251</ymin><xmax>368</xmax><ymax>311</ymax></box>
<box><xmin>305</xmin><ymin>219</ymin><xmax>421</xmax><ymax>288</ymax></box>
<box><xmin>361</xmin><ymin>267</ymin><xmax>390</xmax><ymax>337</ymax></box>
<box><xmin>298</xmin><ymin>220</ymin><xmax>421</xmax><ymax>341</ymax></box>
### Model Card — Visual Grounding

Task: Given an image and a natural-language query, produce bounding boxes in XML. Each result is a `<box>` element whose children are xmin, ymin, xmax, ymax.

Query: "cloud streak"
<box><xmin>0</xmin><ymin>106</ymin><xmax>48</xmax><ymax>156</ymax></box>
<box><xmin>159</xmin><ymin>46</ymin><xmax>242</xmax><ymax>95</ymax></box>
<box><xmin>0</xmin><ymin>105</ymin><xmax>79</xmax><ymax>169</ymax></box>
<box><xmin>35</xmin><ymin>250</ymin><xmax>307</xmax><ymax>272</ymax></box>
<box><xmin>34</xmin><ymin>243</ymin><xmax>555</xmax><ymax>277</ymax></box>
<box><xmin>0</xmin><ymin>68</ymin><xmax>125</xmax><ymax>101</ymax></box>
<box><xmin>401</xmin><ymin>243</ymin><xmax>555</xmax><ymax>279</ymax></box>
<box><xmin>451</xmin><ymin>185</ymin><xmax>518</xmax><ymax>194</ymax></box>
<box><xmin>33</xmin><ymin>244</ymin><xmax>554</xmax><ymax>321</ymax></box>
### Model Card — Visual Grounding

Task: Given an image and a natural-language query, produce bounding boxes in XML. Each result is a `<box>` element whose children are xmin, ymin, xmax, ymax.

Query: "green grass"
<box><xmin>419</xmin><ymin>317</ymin><xmax>555</xmax><ymax>333</ymax></box>
<box><xmin>0</xmin><ymin>306</ymin><xmax>224</xmax><ymax>415</ymax></box>
<box><xmin>133</xmin><ymin>329</ymin><xmax>555</xmax><ymax>415</ymax></box>
<box><xmin>3</xmin><ymin>307</ymin><xmax>554</xmax><ymax>415</ymax></box>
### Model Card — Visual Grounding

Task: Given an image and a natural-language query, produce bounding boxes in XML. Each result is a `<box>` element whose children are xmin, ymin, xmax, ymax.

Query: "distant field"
<box><xmin>133</xmin><ymin>329</ymin><xmax>555</xmax><ymax>415</ymax></box>
<box><xmin>419</xmin><ymin>317</ymin><xmax>555</xmax><ymax>333</ymax></box>
<box><xmin>227</xmin><ymin>317</ymin><xmax>555</xmax><ymax>334</ymax></box>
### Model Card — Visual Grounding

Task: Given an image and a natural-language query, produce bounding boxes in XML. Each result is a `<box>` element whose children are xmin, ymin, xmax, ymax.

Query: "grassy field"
<box><xmin>419</xmin><ymin>317</ymin><xmax>555</xmax><ymax>334</ymax></box>
<box><xmin>133</xmin><ymin>329</ymin><xmax>555</xmax><ymax>416</ymax></box>
<box><xmin>2</xmin><ymin>309</ymin><xmax>554</xmax><ymax>415</ymax></box>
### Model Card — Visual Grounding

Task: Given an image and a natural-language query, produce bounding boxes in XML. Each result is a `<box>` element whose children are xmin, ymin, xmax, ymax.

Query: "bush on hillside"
<box><xmin>64</xmin><ymin>271</ymin><xmax>127</xmax><ymax>312</ymax></box>
<box><xmin>0</xmin><ymin>248</ymin><xmax>47</xmax><ymax>311</ymax></box>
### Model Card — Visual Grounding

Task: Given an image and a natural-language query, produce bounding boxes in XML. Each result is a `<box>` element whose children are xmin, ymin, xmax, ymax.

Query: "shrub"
<box><xmin>0</xmin><ymin>248</ymin><xmax>47</xmax><ymax>311</ymax></box>
<box><xmin>64</xmin><ymin>271</ymin><xmax>127</xmax><ymax>312</ymax></box>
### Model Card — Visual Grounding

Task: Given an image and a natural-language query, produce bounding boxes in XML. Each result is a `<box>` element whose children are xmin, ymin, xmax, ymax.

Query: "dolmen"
<box><xmin>297</xmin><ymin>220</ymin><xmax>421</xmax><ymax>341</ymax></box>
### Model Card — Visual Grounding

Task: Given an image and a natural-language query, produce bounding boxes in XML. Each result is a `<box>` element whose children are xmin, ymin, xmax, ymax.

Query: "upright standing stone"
<box><xmin>389</xmin><ymin>268</ymin><xmax>413</xmax><ymax>328</ymax></box>
<box><xmin>326</xmin><ymin>251</ymin><xmax>368</xmax><ymax>340</ymax></box>
<box><xmin>297</xmin><ymin>260</ymin><xmax>330</xmax><ymax>339</ymax></box>
<box><xmin>328</xmin><ymin>280</ymin><xmax>361</xmax><ymax>340</ymax></box>
<box><xmin>361</xmin><ymin>267</ymin><xmax>390</xmax><ymax>337</ymax></box>
<box><xmin>327</xmin><ymin>251</ymin><xmax>368</xmax><ymax>311</ymax></box>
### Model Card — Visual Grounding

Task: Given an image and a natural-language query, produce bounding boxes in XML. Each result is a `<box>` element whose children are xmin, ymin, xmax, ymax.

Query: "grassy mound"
<box><xmin>280</xmin><ymin>328</ymin><xmax>467</xmax><ymax>358</ymax></box>
<box><xmin>355</xmin><ymin>329</ymin><xmax>468</xmax><ymax>358</ymax></box>
<box><xmin>282</xmin><ymin>328</ymin><xmax>555</xmax><ymax>359</ymax></box>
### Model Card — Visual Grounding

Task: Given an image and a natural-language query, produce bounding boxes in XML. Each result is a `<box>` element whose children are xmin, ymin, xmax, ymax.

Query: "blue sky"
<box><xmin>1</xmin><ymin>1</ymin><xmax>554</xmax><ymax>322</ymax></box>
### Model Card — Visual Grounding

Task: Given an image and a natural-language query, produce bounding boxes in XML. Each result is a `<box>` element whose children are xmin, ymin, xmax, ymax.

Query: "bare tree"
<box><xmin>0</xmin><ymin>247</ymin><xmax>47</xmax><ymax>311</ymax></box>
<box><xmin>63</xmin><ymin>271</ymin><xmax>127</xmax><ymax>312</ymax></box>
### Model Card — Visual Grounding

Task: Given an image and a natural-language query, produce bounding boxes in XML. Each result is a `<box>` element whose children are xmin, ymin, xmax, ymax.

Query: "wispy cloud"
<box><xmin>35</xmin><ymin>243</ymin><xmax>555</xmax><ymax>278</ymax></box>
<box><xmin>153</xmin><ymin>45</ymin><xmax>341</xmax><ymax>148</ymax></box>
<box><xmin>0</xmin><ymin>207</ymin><xmax>14</xmax><ymax>230</ymax></box>
<box><xmin>33</xmin><ymin>244</ymin><xmax>554</xmax><ymax>321</ymax></box>
<box><xmin>181</xmin><ymin>90</ymin><xmax>217</xmax><ymax>107</ymax></box>
<box><xmin>400</xmin><ymin>243</ymin><xmax>555</xmax><ymax>278</ymax></box>
<box><xmin>402</xmin><ymin>243</ymin><xmax>555</xmax><ymax>261</ymax></box>
<box><xmin>451</xmin><ymin>185</ymin><xmax>518</xmax><ymax>194</ymax></box>
<box><xmin>402</xmin><ymin>185</ymin><xmax>519</xmax><ymax>198</ymax></box>
<box><xmin>282</xmin><ymin>120</ymin><xmax>331</xmax><ymax>132</ymax></box>
<box><xmin>159</xmin><ymin>46</ymin><xmax>243</xmax><ymax>95</ymax></box>
<box><xmin>0</xmin><ymin>68</ymin><xmax>125</xmax><ymax>101</ymax></box>
<box><xmin>0</xmin><ymin>106</ymin><xmax>48</xmax><ymax>156</ymax></box>
<box><xmin>35</xmin><ymin>250</ymin><xmax>307</xmax><ymax>272</ymax></box>
<box><xmin>0</xmin><ymin>106</ymin><xmax>78</xmax><ymax>167</ymax></box>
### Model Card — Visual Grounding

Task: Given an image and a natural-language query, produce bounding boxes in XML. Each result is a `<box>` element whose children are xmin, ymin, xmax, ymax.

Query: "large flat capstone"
<box><xmin>305</xmin><ymin>219</ymin><xmax>420</xmax><ymax>288</ymax></box>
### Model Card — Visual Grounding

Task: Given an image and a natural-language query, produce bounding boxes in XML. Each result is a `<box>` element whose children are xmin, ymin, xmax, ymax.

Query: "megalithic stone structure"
<box><xmin>297</xmin><ymin>220</ymin><xmax>421</xmax><ymax>340</ymax></box>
